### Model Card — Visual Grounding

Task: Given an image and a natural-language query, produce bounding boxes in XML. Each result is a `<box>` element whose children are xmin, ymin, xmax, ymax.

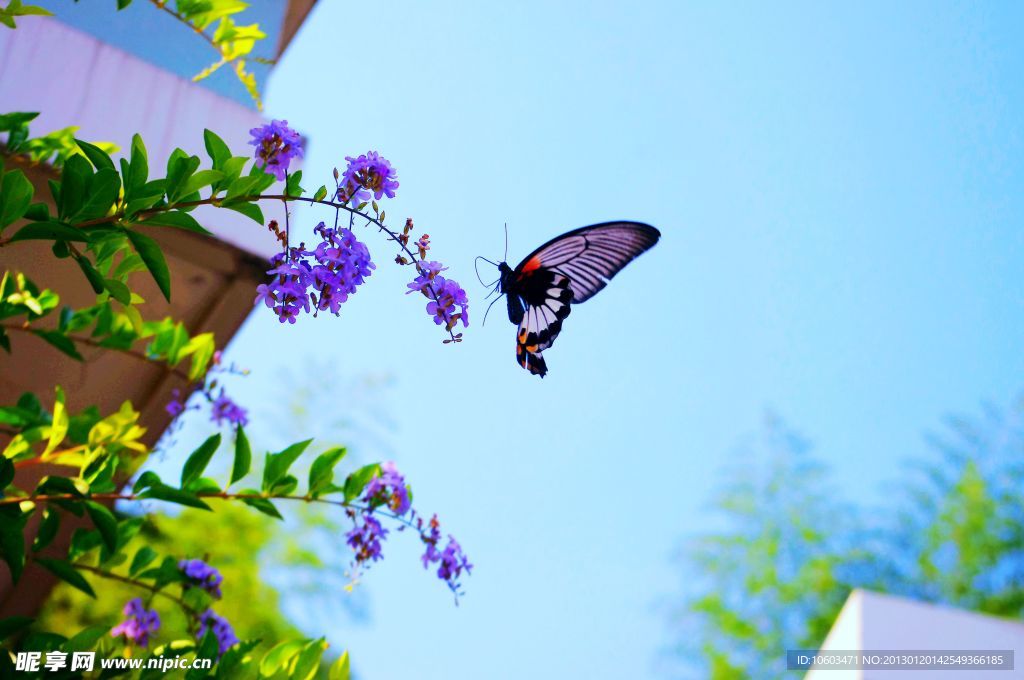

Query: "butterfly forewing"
<box><xmin>514</xmin><ymin>222</ymin><xmax>660</xmax><ymax>303</ymax></box>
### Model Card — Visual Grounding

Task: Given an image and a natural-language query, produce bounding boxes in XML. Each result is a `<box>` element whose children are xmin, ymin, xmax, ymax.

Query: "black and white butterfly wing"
<box><xmin>515</xmin><ymin>221</ymin><xmax>661</xmax><ymax>303</ymax></box>
<box><xmin>507</xmin><ymin>269</ymin><xmax>573</xmax><ymax>376</ymax></box>
<box><xmin>504</xmin><ymin>221</ymin><xmax>660</xmax><ymax>376</ymax></box>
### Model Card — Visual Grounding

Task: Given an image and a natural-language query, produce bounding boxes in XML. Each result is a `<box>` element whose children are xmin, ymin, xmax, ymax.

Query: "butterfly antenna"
<box><xmin>503</xmin><ymin>222</ymin><xmax>509</xmax><ymax>262</ymax></box>
<box><xmin>474</xmin><ymin>256</ymin><xmax>500</xmax><ymax>287</ymax></box>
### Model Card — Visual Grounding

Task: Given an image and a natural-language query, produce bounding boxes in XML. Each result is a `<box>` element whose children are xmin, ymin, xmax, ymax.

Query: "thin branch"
<box><xmin>4</xmin><ymin>491</ymin><xmax>419</xmax><ymax>532</ymax></box>
<box><xmin>0</xmin><ymin>191</ymin><xmax>461</xmax><ymax>340</ymax></box>
<box><xmin>72</xmin><ymin>563</ymin><xmax>200</xmax><ymax>617</ymax></box>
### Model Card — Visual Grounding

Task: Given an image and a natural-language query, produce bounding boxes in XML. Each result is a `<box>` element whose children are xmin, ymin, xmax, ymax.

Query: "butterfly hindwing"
<box><xmin>513</xmin><ymin>271</ymin><xmax>573</xmax><ymax>377</ymax></box>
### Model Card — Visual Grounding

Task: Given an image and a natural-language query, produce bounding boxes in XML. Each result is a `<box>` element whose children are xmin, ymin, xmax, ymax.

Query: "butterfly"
<box><xmin>480</xmin><ymin>221</ymin><xmax>661</xmax><ymax>377</ymax></box>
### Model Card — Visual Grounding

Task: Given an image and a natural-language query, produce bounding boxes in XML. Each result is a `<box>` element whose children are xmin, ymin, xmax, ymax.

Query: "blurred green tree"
<box><xmin>669</xmin><ymin>401</ymin><xmax>1024</xmax><ymax>678</ymax></box>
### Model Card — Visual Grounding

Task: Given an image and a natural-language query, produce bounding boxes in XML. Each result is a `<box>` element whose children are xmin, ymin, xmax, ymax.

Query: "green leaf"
<box><xmin>37</xmin><ymin>475</ymin><xmax>86</xmax><ymax>497</ymax></box>
<box><xmin>64</xmin><ymin>625</ymin><xmax>108</xmax><ymax>652</ymax></box>
<box><xmin>139</xmin><ymin>484</ymin><xmax>212</xmax><ymax>511</ymax></box>
<box><xmin>101</xmin><ymin>278</ymin><xmax>131</xmax><ymax>305</ymax></box>
<box><xmin>216</xmin><ymin>639</ymin><xmax>262</xmax><ymax>678</ymax></box>
<box><xmin>129</xmin><ymin>546</ymin><xmax>158</xmax><ymax>576</ymax></box>
<box><xmin>8</xmin><ymin>221</ymin><xmax>89</xmax><ymax>243</ymax></box>
<box><xmin>0</xmin><ymin>456</ymin><xmax>12</xmax><ymax>489</ymax></box>
<box><xmin>313</xmin><ymin>185</ymin><xmax>327</xmax><ymax>202</ymax></box>
<box><xmin>292</xmin><ymin>638</ymin><xmax>326</xmax><ymax>680</ymax></box>
<box><xmin>0</xmin><ymin>616</ymin><xmax>33</xmax><ymax>642</ymax></box>
<box><xmin>343</xmin><ymin>463</ymin><xmax>381</xmax><ymax>503</ymax></box>
<box><xmin>23</xmin><ymin>202</ymin><xmax>48</xmax><ymax>221</ymax></box>
<box><xmin>165</xmin><ymin>153</ymin><xmax>201</xmax><ymax>202</ymax></box>
<box><xmin>180</xmin><ymin>169</ymin><xmax>223</xmax><ymax>198</ymax></box>
<box><xmin>36</xmin><ymin>559</ymin><xmax>95</xmax><ymax>598</ymax></box>
<box><xmin>32</xmin><ymin>330</ymin><xmax>83</xmax><ymax>360</ymax></box>
<box><xmin>132</xmin><ymin>470</ymin><xmax>162</xmax><ymax>493</ymax></box>
<box><xmin>83</xmin><ymin>501</ymin><xmax>118</xmax><ymax>553</ymax></box>
<box><xmin>138</xmin><ymin>556</ymin><xmax>186</xmax><ymax>589</ymax></box>
<box><xmin>126</xmin><ymin>134</ymin><xmax>149</xmax><ymax>193</ymax></box>
<box><xmin>126</xmin><ymin>229</ymin><xmax>171</xmax><ymax>301</ymax></box>
<box><xmin>262</xmin><ymin>439</ymin><xmax>313</xmax><ymax>492</ymax></box>
<box><xmin>222</xmin><ymin>200</ymin><xmax>264</xmax><ymax>224</ymax></box>
<box><xmin>74</xmin><ymin>255</ymin><xmax>106</xmax><ymax>294</ymax></box>
<box><xmin>73</xmin><ymin>168</ymin><xmax>120</xmax><ymax>221</ymax></box>
<box><xmin>138</xmin><ymin>210</ymin><xmax>211</xmax><ymax>235</ymax></box>
<box><xmin>285</xmin><ymin>170</ymin><xmax>304</xmax><ymax>198</ymax></box>
<box><xmin>203</xmin><ymin>129</ymin><xmax>231</xmax><ymax>169</ymax></box>
<box><xmin>0</xmin><ymin>112</ymin><xmax>38</xmax><ymax>132</ymax></box>
<box><xmin>32</xmin><ymin>509</ymin><xmax>59</xmax><ymax>552</ymax></box>
<box><xmin>237</xmin><ymin>490</ymin><xmax>283</xmax><ymax>520</ymax></box>
<box><xmin>224</xmin><ymin>174</ymin><xmax>262</xmax><ymax>200</ymax></box>
<box><xmin>308</xmin><ymin>447</ymin><xmax>347</xmax><ymax>498</ymax></box>
<box><xmin>74</xmin><ymin>138</ymin><xmax>115</xmax><ymax>171</ymax></box>
<box><xmin>58</xmin><ymin>154</ymin><xmax>92</xmax><ymax>220</ymax></box>
<box><xmin>181</xmin><ymin>434</ymin><xmax>222</xmax><ymax>488</ymax></box>
<box><xmin>0</xmin><ymin>169</ymin><xmax>33</xmax><ymax>231</ymax></box>
<box><xmin>219</xmin><ymin>156</ymin><xmax>249</xmax><ymax>186</ymax></box>
<box><xmin>259</xmin><ymin>639</ymin><xmax>305</xmax><ymax>677</ymax></box>
<box><xmin>328</xmin><ymin>651</ymin><xmax>350</xmax><ymax>680</ymax></box>
<box><xmin>123</xmin><ymin>181</ymin><xmax>166</xmax><ymax>218</ymax></box>
<box><xmin>0</xmin><ymin>510</ymin><xmax>27</xmax><ymax>582</ymax></box>
<box><xmin>232</xmin><ymin>426</ymin><xmax>252</xmax><ymax>484</ymax></box>
<box><xmin>44</xmin><ymin>386</ymin><xmax>68</xmax><ymax>456</ymax></box>
<box><xmin>187</xmin><ymin>631</ymin><xmax>220</xmax><ymax>680</ymax></box>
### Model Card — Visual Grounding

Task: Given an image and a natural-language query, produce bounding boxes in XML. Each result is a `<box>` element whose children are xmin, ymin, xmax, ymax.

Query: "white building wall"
<box><xmin>805</xmin><ymin>590</ymin><xmax>1024</xmax><ymax>679</ymax></box>
<box><xmin>0</xmin><ymin>17</ymin><xmax>284</xmax><ymax>259</ymax></box>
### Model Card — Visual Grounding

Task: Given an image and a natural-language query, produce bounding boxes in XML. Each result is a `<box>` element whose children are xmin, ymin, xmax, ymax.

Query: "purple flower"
<box><xmin>420</xmin><ymin>514</ymin><xmax>442</xmax><ymax>569</ymax></box>
<box><xmin>197</xmin><ymin>609</ymin><xmax>239</xmax><ymax>656</ymax></box>
<box><xmin>437</xmin><ymin>536</ymin><xmax>472</xmax><ymax>585</ymax></box>
<box><xmin>336</xmin><ymin>151</ymin><xmax>399</xmax><ymax>205</ymax></box>
<box><xmin>418</xmin><ymin>516</ymin><xmax>472</xmax><ymax>594</ymax></box>
<box><xmin>178</xmin><ymin>559</ymin><xmax>223</xmax><ymax>599</ymax></box>
<box><xmin>405</xmin><ymin>261</ymin><xmax>447</xmax><ymax>295</ymax></box>
<box><xmin>249</xmin><ymin>120</ymin><xmax>302</xmax><ymax>181</ymax></box>
<box><xmin>363</xmin><ymin>462</ymin><xmax>411</xmax><ymax>516</ymax></box>
<box><xmin>111</xmin><ymin>598</ymin><xmax>160</xmax><ymax>647</ymax></box>
<box><xmin>210</xmin><ymin>390</ymin><xmax>248</xmax><ymax>427</ymax></box>
<box><xmin>406</xmin><ymin>260</ymin><xmax>469</xmax><ymax>330</ymax></box>
<box><xmin>255</xmin><ymin>227</ymin><xmax>374</xmax><ymax>323</ymax></box>
<box><xmin>166</xmin><ymin>388</ymin><xmax>185</xmax><ymax>418</ymax></box>
<box><xmin>346</xmin><ymin>513</ymin><xmax>388</xmax><ymax>565</ymax></box>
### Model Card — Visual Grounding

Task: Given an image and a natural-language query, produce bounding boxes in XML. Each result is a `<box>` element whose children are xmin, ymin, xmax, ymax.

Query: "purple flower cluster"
<box><xmin>163</xmin><ymin>357</ymin><xmax>249</xmax><ymax>435</ymax></box>
<box><xmin>437</xmin><ymin>537</ymin><xmax>472</xmax><ymax>585</ymax></box>
<box><xmin>346</xmin><ymin>513</ymin><xmax>388</xmax><ymax>565</ymax></box>
<box><xmin>337</xmin><ymin>151</ymin><xmax>399</xmax><ymax>206</ymax></box>
<box><xmin>342</xmin><ymin>463</ymin><xmax>471</xmax><ymax>597</ymax></box>
<box><xmin>254</xmin><ymin>224</ymin><xmax>375</xmax><ymax>323</ymax></box>
<box><xmin>419</xmin><ymin>515</ymin><xmax>472</xmax><ymax>593</ymax></box>
<box><xmin>111</xmin><ymin>598</ymin><xmax>160</xmax><ymax>647</ymax></box>
<box><xmin>249</xmin><ymin>120</ymin><xmax>302</xmax><ymax>181</ymax></box>
<box><xmin>179</xmin><ymin>559</ymin><xmax>224</xmax><ymax>599</ymax></box>
<box><xmin>210</xmin><ymin>389</ymin><xmax>248</xmax><ymax>427</ymax></box>
<box><xmin>198</xmin><ymin>609</ymin><xmax>239</xmax><ymax>656</ymax></box>
<box><xmin>363</xmin><ymin>461</ymin><xmax>411</xmax><ymax>516</ymax></box>
<box><xmin>407</xmin><ymin>261</ymin><xmax>470</xmax><ymax>329</ymax></box>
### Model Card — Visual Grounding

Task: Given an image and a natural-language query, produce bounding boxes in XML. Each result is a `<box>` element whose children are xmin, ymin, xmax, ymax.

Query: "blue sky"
<box><xmin>162</xmin><ymin>1</ymin><xmax>1023</xmax><ymax>678</ymax></box>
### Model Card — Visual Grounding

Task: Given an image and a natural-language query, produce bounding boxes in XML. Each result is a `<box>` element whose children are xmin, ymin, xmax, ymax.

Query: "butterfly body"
<box><xmin>496</xmin><ymin>221</ymin><xmax>660</xmax><ymax>377</ymax></box>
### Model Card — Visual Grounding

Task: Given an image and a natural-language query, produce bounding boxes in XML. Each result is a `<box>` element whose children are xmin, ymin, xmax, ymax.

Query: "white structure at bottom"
<box><xmin>804</xmin><ymin>590</ymin><xmax>1024</xmax><ymax>679</ymax></box>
